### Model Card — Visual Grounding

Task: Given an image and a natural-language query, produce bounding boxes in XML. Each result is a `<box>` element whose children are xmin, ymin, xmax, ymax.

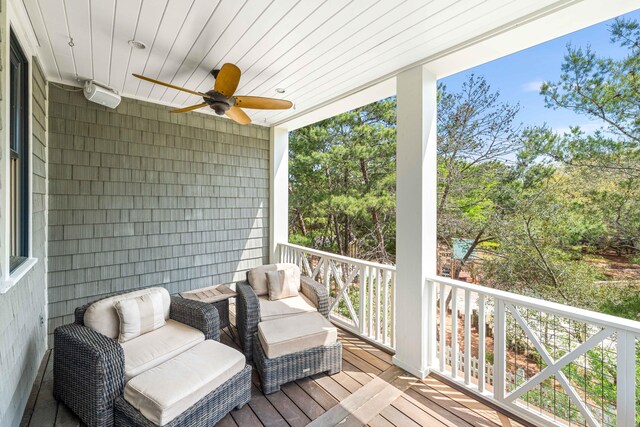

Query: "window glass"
<box><xmin>9</xmin><ymin>31</ymin><xmax>29</xmax><ymax>272</ymax></box>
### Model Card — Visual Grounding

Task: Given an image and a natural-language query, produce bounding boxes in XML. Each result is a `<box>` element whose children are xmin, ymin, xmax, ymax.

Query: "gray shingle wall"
<box><xmin>0</xmin><ymin>59</ymin><xmax>48</xmax><ymax>427</ymax></box>
<box><xmin>47</xmin><ymin>86</ymin><xmax>270</xmax><ymax>344</ymax></box>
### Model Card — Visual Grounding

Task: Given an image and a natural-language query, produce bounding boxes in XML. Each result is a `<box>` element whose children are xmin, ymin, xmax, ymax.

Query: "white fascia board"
<box><xmin>424</xmin><ymin>0</ymin><xmax>640</xmax><ymax>78</ymax></box>
<box><xmin>276</xmin><ymin>77</ymin><xmax>396</xmax><ymax>131</ymax></box>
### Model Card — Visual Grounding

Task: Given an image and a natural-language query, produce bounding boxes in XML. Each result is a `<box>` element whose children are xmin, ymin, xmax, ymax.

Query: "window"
<box><xmin>9</xmin><ymin>31</ymin><xmax>29</xmax><ymax>272</ymax></box>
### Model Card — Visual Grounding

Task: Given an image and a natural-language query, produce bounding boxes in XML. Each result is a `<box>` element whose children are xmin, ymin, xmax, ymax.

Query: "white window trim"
<box><xmin>0</xmin><ymin>0</ymin><xmax>41</xmax><ymax>294</ymax></box>
<box><xmin>1</xmin><ymin>257</ymin><xmax>37</xmax><ymax>293</ymax></box>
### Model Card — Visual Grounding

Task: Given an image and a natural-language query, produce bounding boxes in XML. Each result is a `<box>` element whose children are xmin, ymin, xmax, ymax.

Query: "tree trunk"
<box><xmin>333</xmin><ymin>214</ymin><xmax>343</xmax><ymax>255</ymax></box>
<box><xmin>343</xmin><ymin>168</ymin><xmax>351</xmax><ymax>256</ymax></box>
<box><xmin>445</xmin><ymin>229</ymin><xmax>488</xmax><ymax>309</ymax></box>
<box><xmin>343</xmin><ymin>214</ymin><xmax>350</xmax><ymax>256</ymax></box>
<box><xmin>321</xmin><ymin>215</ymin><xmax>332</xmax><ymax>248</ymax></box>
<box><xmin>359</xmin><ymin>158</ymin><xmax>386</xmax><ymax>260</ymax></box>
<box><xmin>370</xmin><ymin>208</ymin><xmax>386</xmax><ymax>257</ymax></box>
<box><xmin>296</xmin><ymin>209</ymin><xmax>307</xmax><ymax>236</ymax></box>
<box><xmin>437</xmin><ymin>173</ymin><xmax>454</xmax><ymax>217</ymax></box>
<box><xmin>453</xmin><ymin>229</ymin><xmax>486</xmax><ymax>280</ymax></box>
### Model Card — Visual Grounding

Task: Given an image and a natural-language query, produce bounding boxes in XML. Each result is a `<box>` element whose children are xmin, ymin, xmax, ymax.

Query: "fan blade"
<box><xmin>225</xmin><ymin>106</ymin><xmax>251</xmax><ymax>125</ymax></box>
<box><xmin>214</xmin><ymin>63</ymin><xmax>241</xmax><ymax>98</ymax></box>
<box><xmin>132</xmin><ymin>74</ymin><xmax>209</xmax><ymax>98</ymax></box>
<box><xmin>170</xmin><ymin>103</ymin><xmax>208</xmax><ymax>113</ymax></box>
<box><xmin>234</xmin><ymin>96</ymin><xmax>293</xmax><ymax>110</ymax></box>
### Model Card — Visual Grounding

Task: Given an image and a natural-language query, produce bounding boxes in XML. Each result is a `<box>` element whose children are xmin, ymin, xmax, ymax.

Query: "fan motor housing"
<box><xmin>204</xmin><ymin>90</ymin><xmax>235</xmax><ymax>115</ymax></box>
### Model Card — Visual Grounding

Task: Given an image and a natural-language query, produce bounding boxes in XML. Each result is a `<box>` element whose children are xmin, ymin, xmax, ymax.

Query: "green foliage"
<box><xmin>597</xmin><ymin>284</ymin><xmax>640</xmax><ymax>321</ymax></box>
<box><xmin>289</xmin><ymin>98</ymin><xmax>397</xmax><ymax>263</ymax></box>
<box><xmin>288</xmin><ymin>18</ymin><xmax>639</xmax><ymax>319</ymax></box>
<box><xmin>541</xmin><ymin>18</ymin><xmax>640</xmax><ymax>147</ymax></box>
<box><xmin>538</xmin><ymin>18</ymin><xmax>640</xmax><ymax>183</ymax></box>
<box><xmin>288</xmin><ymin>17</ymin><xmax>640</xmax><ymax>427</ymax></box>
<box><xmin>437</xmin><ymin>75</ymin><xmax>523</xmax><ymax>258</ymax></box>
<box><xmin>478</xmin><ymin>18</ymin><xmax>640</xmax><ymax>309</ymax></box>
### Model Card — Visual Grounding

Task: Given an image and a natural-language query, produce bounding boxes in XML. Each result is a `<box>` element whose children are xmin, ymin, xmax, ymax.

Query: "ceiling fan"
<box><xmin>132</xmin><ymin>63</ymin><xmax>293</xmax><ymax>125</ymax></box>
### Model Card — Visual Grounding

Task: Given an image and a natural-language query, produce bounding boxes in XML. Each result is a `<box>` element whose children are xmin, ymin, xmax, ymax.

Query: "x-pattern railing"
<box><xmin>505</xmin><ymin>304</ymin><xmax>614</xmax><ymax>427</ymax></box>
<box><xmin>277</xmin><ymin>242</ymin><xmax>639</xmax><ymax>426</ymax></box>
<box><xmin>279</xmin><ymin>242</ymin><xmax>395</xmax><ymax>351</ymax></box>
<box><xmin>427</xmin><ymin>275</ymin><xmax>640</xmax><ymax>427</ymax></box>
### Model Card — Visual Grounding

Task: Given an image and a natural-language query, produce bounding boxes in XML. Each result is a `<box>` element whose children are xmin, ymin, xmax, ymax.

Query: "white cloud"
<box><xmin>522</xmin><ymin>80</ymin><xmax>544</xmax><ymax>93</ymax></box>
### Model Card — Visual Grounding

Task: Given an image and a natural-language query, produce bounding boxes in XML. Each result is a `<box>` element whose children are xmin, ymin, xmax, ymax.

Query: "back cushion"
<box><xmin>266</xmin><ymin>268</ymin><xmax>300</xmax><ymax>301</ymax></box>
<box><xmin>84</xmin><ymin>287</ymin><xmax>170</xmax><ymax>339</ymax></box>
<box><xmin>248</xmin><ymin>263</ymin><xmax>301</xmax><ymax>296</ymax></box>
<box><xmin>115</xmin><ymin>292</ymin><xmax>166</xmax><ymax>343</ymax></box>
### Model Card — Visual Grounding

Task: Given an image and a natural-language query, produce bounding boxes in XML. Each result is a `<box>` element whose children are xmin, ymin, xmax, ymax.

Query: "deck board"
<box><xmin>28</xmin><ymin>350</ymin><xmax>59</xmax><ymax>427</ymax></box>
<box><xmin>368</xmin><ymin>414</ymin><xmax>396</xmax><ymax>427</ymax></box>
<box><xmin>23</xmin><ymin>319</ymin><xmax>528</xmax><ymax>426</ymax></box>
<box><xmin>295</xmin><ymin>377</ymin><xmax>339</xmax><ymax>411</ymax></box>
<box><xmin>380</xmin><ymin>403</ymin><xmax>423</xmax><ymax>427</ymax></box>
<box><xmin>229</xmin><ymin>402</ymin><xmax>262</xmax><ymax>427</ymax></box>
<box><xmin>280</xmin><ymin>382</ymin><xmax>325</xmax><ymax>421</ymax></box>
<box><xmin>20</xmin><ymin>349</ymin><xmax>50</xmax><ymax>427</ymax></box>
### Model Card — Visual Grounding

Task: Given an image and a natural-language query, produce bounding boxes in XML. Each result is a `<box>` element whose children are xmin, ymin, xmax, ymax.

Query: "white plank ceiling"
<box><xmin>20</xmin><ymin>0</ymin><xmax>636</xmax><ymax>126</ymax></box>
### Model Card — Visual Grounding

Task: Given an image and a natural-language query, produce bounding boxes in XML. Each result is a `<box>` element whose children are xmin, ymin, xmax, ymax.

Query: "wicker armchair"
<box><xmin>53</xmin><ymin>295</ymin><xmax>220</xmax><ymax>427</ymax></box>
<box><xmin>236</xmin><ymin>274</ymin><xmax>329</xmax><ymax>361</ymax></box>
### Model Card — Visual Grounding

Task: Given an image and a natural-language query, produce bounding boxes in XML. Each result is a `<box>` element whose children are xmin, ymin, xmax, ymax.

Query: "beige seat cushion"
<box><xmin>258</xmin><ymin>312</ymin><xmax>337</xmax><ymax>359</ymax></box>
<box><xmin>121</xmin><ymin>319</ymin><xmax>204</xmax><ymax>381</ymax></box>
<box><xmin>258</xmin><ymin>313</ymin><xmax>338</xmax><ymax>359</ymax></box>
<box><xmin>259</xmin><ymin>294</ymin><xmax>317</xmax><ymax>322</ymax></box>
<box><xmin>124</xmin><ymin>340</ymin><xmax>246</xmax><ymax>426</ymax></box>
<box><xmin>84</xmin><ymin>287</ymin><xmax>170</xmax><ymax>339</ymax></box>
<box><xmin>248</xmin><ymin>263</ymin><xmax>301</xmax><ymax>296</ymax></box>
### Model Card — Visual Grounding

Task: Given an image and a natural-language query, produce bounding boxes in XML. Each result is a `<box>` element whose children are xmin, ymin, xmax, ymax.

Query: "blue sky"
<box><xmin>440</xmin><ymin>9</ymin><xmax>640</xmax><ymax>134</ymax></box>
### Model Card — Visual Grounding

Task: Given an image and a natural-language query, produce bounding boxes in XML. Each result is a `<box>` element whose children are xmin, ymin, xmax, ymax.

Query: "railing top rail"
<box><xmin>280</xmin><ymin>242</ymin><xmax>396</xmax><ymax>271</ymax></box>
<box><xmin>427</xmin><ymin>274</ymin><xmax>640</xmax><ymax>335</ymax></box>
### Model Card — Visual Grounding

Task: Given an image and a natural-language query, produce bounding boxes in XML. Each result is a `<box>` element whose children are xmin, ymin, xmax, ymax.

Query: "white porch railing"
<box><xmin>278</xmin><ymin>242</ymin><xmax>395</xmax><ymax>351</ymax></box>
<box><xmin>276</xmin><ymin>242</ymin><xmax>639</xmax><ymax>426</ymax></box>
<box><xmin>426</xmin><ymin>275</ymin><xmax>640</xmax><ymax>427</ymax></box>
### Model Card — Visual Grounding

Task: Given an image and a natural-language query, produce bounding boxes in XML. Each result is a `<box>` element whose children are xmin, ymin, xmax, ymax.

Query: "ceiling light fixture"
<box><xmin>275</xmin><ymin>88</ymin><xmax>286</xmax><ymax>94</ymax></box>
<box><xmin>128</xmin><ymin>40</ymin><xmax>146</xmax><ymax>50</ymax></box>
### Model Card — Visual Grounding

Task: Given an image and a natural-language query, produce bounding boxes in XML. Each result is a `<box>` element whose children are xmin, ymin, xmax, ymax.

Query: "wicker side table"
<box><xmin>180</xmin><ymin>284</ymin><xmax>237</xmax><ymax>333</ymax></box>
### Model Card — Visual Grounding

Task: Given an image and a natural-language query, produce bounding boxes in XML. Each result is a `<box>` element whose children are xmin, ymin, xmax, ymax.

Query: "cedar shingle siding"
<box><xmin>0</xmin><ymin>59</ymin><xmax>48</xmax><ymax>427</ymax></box>
<box><xmin>46</xmin><ymin>85</ymin><xmax>270</xmax><ymax>346</ymax></box>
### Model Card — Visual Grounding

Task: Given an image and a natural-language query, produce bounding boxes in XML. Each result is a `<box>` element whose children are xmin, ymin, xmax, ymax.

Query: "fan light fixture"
<box><xmin>131</xmin><ymin>63</ymin><xmax>293</xmax><ymax>125</ymax></box>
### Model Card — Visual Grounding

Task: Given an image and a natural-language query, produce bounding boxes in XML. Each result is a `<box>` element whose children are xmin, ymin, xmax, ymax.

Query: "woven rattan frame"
<box><xmin>253</xmin><ymin>335</ymin><xmax>342</xmax><ymax>394</ymax></box>
<box><xmin>55</xmin><ymin>291</ymin><xmax>221</xmax><ymax>427</ymax></box>
<box><xmin>235</xmin><ymin>273</ymin><xmax>330</xmax><ymax>361</ymax></box>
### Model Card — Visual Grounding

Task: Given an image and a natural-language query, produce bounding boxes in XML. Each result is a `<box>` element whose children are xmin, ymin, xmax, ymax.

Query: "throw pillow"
<box><xmin>114</xmin><ymin>292</ymin><xmax>166</xmax><ymax>343</ymax></box>
<box><xmin>248</xmin><ymin>263</ymin><xmax>302</xmax><ymax>295</ymax></box>
<box><xmin>266</xmin><ymin>268</ymin><xmax>299</xmax><ymax>301</ymax></box>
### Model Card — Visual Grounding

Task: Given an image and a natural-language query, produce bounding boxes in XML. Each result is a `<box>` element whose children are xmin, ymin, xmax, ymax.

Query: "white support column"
<box><xmin>269</xmin><ymin>126</ymin><xmax>289</xmax><ymax>263</ymax></box>
<box><xmin>392</xmin><ymin>65</ymin><xmax>438</xmax><ymax>379</ymax></box>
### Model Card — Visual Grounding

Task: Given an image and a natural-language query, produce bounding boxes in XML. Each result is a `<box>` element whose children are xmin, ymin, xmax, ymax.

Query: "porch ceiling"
<box><xmin>20</xmin><ymin>0</ymin><xmax>640</xmax><ymax>126</ymax></box>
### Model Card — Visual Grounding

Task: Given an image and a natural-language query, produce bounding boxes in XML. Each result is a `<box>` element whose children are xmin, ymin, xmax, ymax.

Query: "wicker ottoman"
<box><xmin>254</xmin><ymin>312</ymin><xmax>342</xmax><ymax>394</ymax></box>
<box><xmin>114</xmin><ymin>340</ymin><xmax>251</xmax><ymax>426</ymax></box>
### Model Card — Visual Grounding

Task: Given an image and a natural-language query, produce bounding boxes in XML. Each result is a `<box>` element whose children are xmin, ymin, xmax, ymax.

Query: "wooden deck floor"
<box><xmin>21</xmin><ymin>325</ymin><xmax>526</xmax><ymax>427</ymax></box>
